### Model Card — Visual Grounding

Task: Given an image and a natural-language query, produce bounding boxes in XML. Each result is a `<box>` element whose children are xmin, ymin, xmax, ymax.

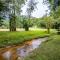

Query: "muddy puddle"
<box><xmin>0</xmin><ymin>37</ymin><xmax>48</xmax><ymax>60</ymax></box>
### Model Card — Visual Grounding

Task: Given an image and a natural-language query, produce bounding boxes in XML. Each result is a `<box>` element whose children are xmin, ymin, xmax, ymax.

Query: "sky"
<box><xmin>21</xmin><ymin>0</ymin><xmax>50</xmax><ymax>18</ymax></box>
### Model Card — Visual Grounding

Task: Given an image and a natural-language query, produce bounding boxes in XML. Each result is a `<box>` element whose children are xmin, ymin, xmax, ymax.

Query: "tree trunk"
<box><xmin>9</xmin><ymin>0</ymin><xmax>16</xmax><ymax>32</ymax></box>
<box><xmin>9</xmin><ymin>15</ymin><xmax>16</xmax><ymax>31</ymax></box>
<box><xmin>47</xmin><ymin>28</ymin><xmax>50</xmax><ymax>34</ymax></box>
<box><xmin>46</xmin><ymin>22</ymin><xmax>50</xmax><ymax>34</ymax></box>
<box><xmin>25</xmin><ymin>26</ymin><xmax>29</xmax><ymax>31</ymax></box>
<box><xmin>57</xmin><ymin>28</ymin><xmax>60</xmax><ymax>34</ymax></box>
<box><xmin>24</xmin><ymin>22</ymin><xmax>29</xmax><ymax>31</ymax></box>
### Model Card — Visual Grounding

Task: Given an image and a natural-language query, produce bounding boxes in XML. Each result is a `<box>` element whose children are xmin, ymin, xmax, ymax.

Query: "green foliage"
<box><xmin>0</xmin><ymin>0</ymin><xmax>7</xmax><ymax>12</ymax></box>
<box><xmin>0</xmin><ymin>17</ymin><xmax>3</xmax><ymax>27</ymax></box>
<box><xmin>0</xmin><ymin>0</ymin><xmax>7</xmax><ymax>27</ymax></box>
<box><xmin>34</xmin><ymin>18</ymin><xmax>46</xmax><ymax>28</ymax></box>
<box><xmin>54</xmin><ymin>6</ymin><xmax>60</xmax><ymax>18</ymax></box>
<box><xmin>51</xmin><ymin>6</ymin><xmax>60</xmax><ymax>34</ymax></box>
<box><xmin>44</xmin><ymin>0</ymin><xmax>60</xmax><ymax>33</ymax></box>
<box><xmin>21</xmin><ymin>17</ymin><xmax>34</xmax><ymax>31</ymax></box>
<box><xmin>23</xmin><ymin>19</ymin><xmax>29</xmax><ymax>31</ymax></box>
<box><xmin>3</xmin><ymin>20</ymin><xmax>9</xmax><ymax>28</ymax></box>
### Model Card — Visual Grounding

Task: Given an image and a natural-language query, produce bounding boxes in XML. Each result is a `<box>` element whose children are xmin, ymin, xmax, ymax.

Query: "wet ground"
<box><xmin>0</xmin><ymin>37</ymin><xmax>48</xmax><ymax>60</ymax></box>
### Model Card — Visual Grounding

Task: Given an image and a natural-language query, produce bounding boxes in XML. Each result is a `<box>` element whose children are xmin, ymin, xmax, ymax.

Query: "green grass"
<box><xmin>24</xmin><ymin>35</ymin><xmax>60</xmax><ymax>60</ymax></box>
<box><xmin>0</xmin><ymin>31</ymin><xmax>48</xmax><ymax>47</ymax></box>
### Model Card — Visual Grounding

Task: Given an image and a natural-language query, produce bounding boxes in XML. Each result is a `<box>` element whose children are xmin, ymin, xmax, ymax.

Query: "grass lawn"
<box><xmin>0</xmin><ymin>31</ymin><xmax>49</xmax><ymax>48</ymax></box>
<box><xmin>24</xmin><ymin>35</ymin><xmax>60</xmax><ymax>60</ymax></box>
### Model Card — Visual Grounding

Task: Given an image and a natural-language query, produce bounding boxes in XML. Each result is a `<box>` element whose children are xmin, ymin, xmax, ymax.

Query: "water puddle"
<box><xmin>0</xmin><ymin>37</ymin><xmax>48</xmax><ymax>60</ymax></box>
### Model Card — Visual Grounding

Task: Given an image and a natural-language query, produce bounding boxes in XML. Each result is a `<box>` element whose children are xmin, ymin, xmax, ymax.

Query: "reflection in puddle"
<box><xmin>3</xmin><ymin>51</ymin><xmax>12</xmax><ymax>60</ymax></box>
<box><xmin>0</xmin><ymin>37</ymin><xmax>47</xmax><ymax>60</ymax></box>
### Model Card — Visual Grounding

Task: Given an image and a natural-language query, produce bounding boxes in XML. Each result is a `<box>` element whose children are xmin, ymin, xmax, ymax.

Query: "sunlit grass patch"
<box><xmin>0</xmin><ymin>31</ymin><xmax>48</xmax><ymax>47</ymax></box>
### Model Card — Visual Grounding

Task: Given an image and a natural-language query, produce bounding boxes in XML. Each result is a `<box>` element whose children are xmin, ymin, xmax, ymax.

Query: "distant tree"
<box><xmin>43</xmin><ymin>16</ymin><xmax>53</xmax><ymax>33</ymax></box>
<box><xmin>26</xmin><ymin>0</ymin><xmax>37</xmax><ymax>31</ymax></box>
<box><xmin>23</xmin><ymin>17</ymin><xmax>29</xmax><ymax>31</ymax></box>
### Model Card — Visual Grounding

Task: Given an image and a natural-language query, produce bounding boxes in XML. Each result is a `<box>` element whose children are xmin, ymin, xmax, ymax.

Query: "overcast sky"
<box><xmin>21</xmin><ymin>0</ymin><xmax>50</xmax><ymax>18</ymax></box>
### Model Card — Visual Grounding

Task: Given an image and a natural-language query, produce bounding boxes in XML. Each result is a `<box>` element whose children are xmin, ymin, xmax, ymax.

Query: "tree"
<box><xmin>5</xmin><ymin>0</ymin><xmax>26</xmax><ymax>31</ymax></box>
<box><xmin>0</xmin><ymin>0</ymin><xmax>7</xmax><ymax>27</ymax></box>
<box><xmin>25</xmin><ymin>0</ymin><xmax>37</xmax><ymax>31</ymax></box>
<box><xmin>43</xmin><ymin>0</ymin><xmax>60</xmax><ymax>34</ymax></box>
<box><xmin>48</xmin><ymin>0</ymin><xmax>60</xmax><ymax>34</ymax></box>
<box><xmin>9</xmin><ymin>0</ymin><xmax>17</xmax><ymax>31</ymax></box>
<box><xmin>53</xmin><ymin>7</ymin><xmax>60</xmax><ymax>34</ymax></box>
<box><xmin>44</xmin><ymin>16</ymin><xmax>53</xmax><ymax>33</ymax></box>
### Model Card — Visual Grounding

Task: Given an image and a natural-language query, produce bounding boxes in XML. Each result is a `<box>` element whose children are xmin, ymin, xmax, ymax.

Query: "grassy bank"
<box><xmin>24</xmin><ymin>35</ymin><xmax>60</xmax><ymax>60</ymax></box>
<box><xmin>0</xmin><ymin>31</ymin><xmax>48</xmax><ymax>47</ymax></box>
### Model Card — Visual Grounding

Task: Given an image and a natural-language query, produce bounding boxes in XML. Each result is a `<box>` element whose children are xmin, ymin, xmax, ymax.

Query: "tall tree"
<box><xmin>43</xmin><ymin>0</ymin><xmax>60</xmax><ymax>34</ymax></box>
<box><xmin>25</xmin><ymin>0</ymin><xmax>37</xmax><ymax>31</ymax></box>
<box><xmin>4</xmin><ymin>0</ymin><xmax>26</xmax><ymax>31</ymax></box>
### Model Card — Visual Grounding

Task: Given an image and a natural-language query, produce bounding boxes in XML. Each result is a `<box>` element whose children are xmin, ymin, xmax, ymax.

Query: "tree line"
<box><xmin>0</xmin><ymin>0</ymin><xmax>60</xmax><ymax>34</ymax></box>
<box><xmin>0</xmin><ymin>0</ymin><xmax>37</xmax><ymax>31</ymax></box>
